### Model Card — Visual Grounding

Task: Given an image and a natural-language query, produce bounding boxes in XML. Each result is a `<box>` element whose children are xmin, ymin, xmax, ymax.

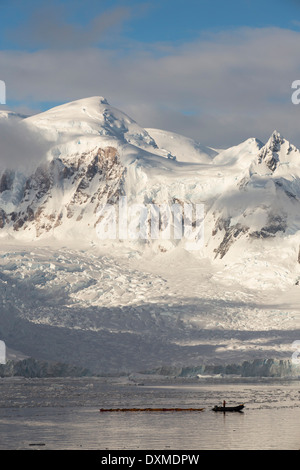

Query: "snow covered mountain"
<box><xmin>1</xmin><ymin>98</ymin><xmax>299</xmax><ymax>269</ymax></box>
<box><xmin>206</xmin><ymin>131</ymin><xmax>300</xmax><ymax>258</ymax></box>
<box><xmin>0</xmin><ymin>97</ymin><xmax>299</xmax><ymax>374</ymax></box>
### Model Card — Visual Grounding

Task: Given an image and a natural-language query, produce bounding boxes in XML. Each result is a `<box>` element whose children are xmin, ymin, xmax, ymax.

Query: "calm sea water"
<box><xmin>0</xmin><ymin>376</ymin><xmax>299</xmax><ymax>450</ymax></box>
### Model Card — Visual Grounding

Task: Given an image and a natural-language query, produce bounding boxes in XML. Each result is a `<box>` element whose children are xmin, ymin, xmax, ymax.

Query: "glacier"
<box><xmin>0</xmin><ymin>96</ymin><xmax>299</xmax><ymax>375</ymax></box>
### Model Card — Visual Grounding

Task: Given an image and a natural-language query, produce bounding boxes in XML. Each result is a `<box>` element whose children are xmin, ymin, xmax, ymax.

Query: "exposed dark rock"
<box><xmin>0</xmin><ymin>209</ymin><xmax>7</xmax><ymax>229</ymax></box>
<box><xmin>249</xmin><ymin>214</ymin><xmax>287</xmax><ymax>239</ymax></box>
<box><xmin>0</xmin><ymin>170</ymin><xmax>14</xmax><ymax>193</ymax></box>
<box><xmin>213</xmin><ymin>217</ymin><xmax>249</xmax><ymax>259</ymax></box>
<box><xmin>0</xmin><ymin>146</ymin><xmax>126</xmax><ymax>236</ymax></box>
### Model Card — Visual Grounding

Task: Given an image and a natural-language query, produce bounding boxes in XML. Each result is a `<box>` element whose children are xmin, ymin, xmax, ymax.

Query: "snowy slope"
<box><xmin>0</xmin><ymin>97</ymin><xmax>299</xmax><ymax>374</ymax></box>
<box><xmin>0</xmin><ymin>243</ymin><xmax>299</xmax><ymax>373</ymax></box>
<box><xmin>145</xmin><ymin>128</ymin><xmax>218</xmax><ymax>163</ymax></box>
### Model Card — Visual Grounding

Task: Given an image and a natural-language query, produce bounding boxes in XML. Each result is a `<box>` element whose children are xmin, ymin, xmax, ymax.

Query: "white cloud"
<box><xmin>1</xmin><ymin>26</ymin><xmax>300</xmax><ymax>148</ymax></box>
<box><xmin>0</xmin><ymin>118</ymin><xmax>53</xmax><ymax>171</ymax></box>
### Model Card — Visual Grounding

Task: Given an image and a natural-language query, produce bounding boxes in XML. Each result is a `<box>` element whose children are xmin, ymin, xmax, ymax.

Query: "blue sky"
<box><xmin>1</xmin><ymin>0</ymin><xmax>300</xmax><ymax>47</ymax></box>
<box><xmin>1</xmin><ymin>0</ymin><xmax>300</xmax><ymax>147</ymax></box>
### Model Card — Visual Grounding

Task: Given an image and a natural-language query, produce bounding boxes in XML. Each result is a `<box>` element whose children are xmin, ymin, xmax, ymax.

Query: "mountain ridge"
<box><xmin>0</xmin><ymin>97</ymin><xmax>299</xmax><ymax>264</ymax></box>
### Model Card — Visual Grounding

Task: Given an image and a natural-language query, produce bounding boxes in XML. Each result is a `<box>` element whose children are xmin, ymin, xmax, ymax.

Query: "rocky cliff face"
<box><xmin>0</xmin><ymin>146</ymin><xmax>126</xmax><ymax>238</ymax></box>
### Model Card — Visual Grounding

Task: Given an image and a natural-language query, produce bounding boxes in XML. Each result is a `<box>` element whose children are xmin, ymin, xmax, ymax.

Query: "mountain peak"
<box><xmin>266</xmin><ymin>130</ymin><xmax>284</xmax><ymax>150</ymax></box>
<box><xmin>257</xmin><ymin>130</ymin><xmax>287</xmax><ymax>172</ymax></box>
<box><xmin>26</xmin><ymin>96</ymin><xmax>111</xmax><ymax>121</ymax></box>
<box><xmin>24</xmin><ymin>95</ymin><xmax>158</xmax><ymax>153</ymax></box>
<box><xmin>60</xmin><ymin>95</ymin><xmax>110</xmax><ymax>108</ymax></box>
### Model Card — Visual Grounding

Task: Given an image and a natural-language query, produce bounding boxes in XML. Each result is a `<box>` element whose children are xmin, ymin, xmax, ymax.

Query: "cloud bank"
<box><xmin>1</xmin><ymin>17</ymin><xmax>300</xmax><ymax>148</ymax></box>
<box><xmin>0</xmin><ymin>117</ymin><xmax>53</xmax><ymax>171</ymax></box>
